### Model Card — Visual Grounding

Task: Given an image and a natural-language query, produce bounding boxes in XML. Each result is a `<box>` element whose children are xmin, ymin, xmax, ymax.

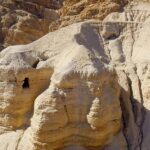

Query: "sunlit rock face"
<box><xmin>0</xmin><ymin>0</ymin><xmax>61</xmax><ymax>50</ymax></box>
<box><xmin>0</xmin><ymin>0</ymin><xmax>127</xmax><ymax>49</ymax></box>
<box><xmin>0</xmin><ymin>1</ymin><xmax>150</xmax><ymax>149</ymax></box>
<box><xmin>0</xmin><ymin>22</ymin><xmax>123</xmax><ymax>150</ymax></box>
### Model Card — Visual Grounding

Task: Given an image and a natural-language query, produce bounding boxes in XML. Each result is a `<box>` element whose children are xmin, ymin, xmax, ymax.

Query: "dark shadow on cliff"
<box><xmin>74</xmin><ymin>23</ymin><xmax>109</xmax><ymax>60</ymax></box>
<box><xmin>74</xmin><ymin>22</ymin><xmax>150</xmax><ymax>149</ymax></box>
<box><xmin>119</xmin><ymin>85</ymin><xmax>150</xmax><ymax>150</ymax></box>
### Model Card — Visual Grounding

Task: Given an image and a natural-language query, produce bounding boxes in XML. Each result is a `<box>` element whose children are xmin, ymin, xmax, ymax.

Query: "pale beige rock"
<box><xmin>0</xmin><ymin>1</ymin><xmax>150</xmax><ymax>150</ymax></box>
<box><xmin>0</xmin><ymin>22</ymin><xmax>123</xmax><ymax>150</ymax></box>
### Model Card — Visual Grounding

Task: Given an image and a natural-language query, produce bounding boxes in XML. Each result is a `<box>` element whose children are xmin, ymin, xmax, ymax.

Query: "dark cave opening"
<box><xmin>22</xmin><ymin>77</ymin><xmax>30</xmax><ymax>89</ymax></box>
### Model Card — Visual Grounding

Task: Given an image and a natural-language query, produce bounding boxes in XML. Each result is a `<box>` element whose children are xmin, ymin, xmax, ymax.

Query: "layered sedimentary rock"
<box><xmin>0</xmin><ymin>1</ymin><xmax>150</xmax><ymax>150</ymax></box>
<box><xmin>0</xmin><ymin>0</ymin><xmax>61</xmax><ymax>49</ymax></box>
<box><xmin>0</xmin><ymin>0</ymin><xmax>128</xmax><ymax>49</ymax></box>
<box><xmin>0</xmin><ymin>21</ymin><xmax>124</xmax><ymax>150</ymax></box>
<box><xmin>50</xmin><ymin>0</ymin><xmax>128</xmax><ymax>31</ymax></box>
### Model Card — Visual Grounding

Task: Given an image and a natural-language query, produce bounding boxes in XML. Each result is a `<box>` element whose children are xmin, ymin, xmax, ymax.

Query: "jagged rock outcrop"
<box><xmin>0</xmin><ymin>0</ymin><xmax>61</xmax><ymax>49</ymax></box>
<box><xmin>0</xmin><ymin>1</ymin><xmax>150</xmax><ymax>150</ymax></box>
<box><xmin>50</xmin><ymin>0</ymin><xmax>128</xmax><ymax>31</ymax></box>
<box><xmin>0</xmin><ymin>0</ymin><xmax>128</xmax><ymax>50</ymax></box>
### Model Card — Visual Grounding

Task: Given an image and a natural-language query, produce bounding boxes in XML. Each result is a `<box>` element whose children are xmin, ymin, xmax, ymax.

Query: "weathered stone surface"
<box><xmin>0</xmin><ymin>21</ymin><xmax>124</xmax><ymax>150</ymax></box>
<box><xmin>0</xmin><ymin>1</ymin><xmax>150</xmax><ymax>150</ymax></box>
<box><xmin>0</xmin><ymin>0</ymin><xmax>128</xmax><ymax>49</ymax></box>
<box><xmin>0</xmin><ymin>0</ymin><xmax>61</xmax><ymax>49</ymax></box>
<box><xmin>49</xmin><ymin>0</ymin><xmax>128</xmax><ymax>31</ymax></box>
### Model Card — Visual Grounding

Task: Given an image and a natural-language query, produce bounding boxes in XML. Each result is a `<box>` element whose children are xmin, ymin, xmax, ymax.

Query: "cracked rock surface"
<box><xmin>0</xmin><ymin>0</ymin><xmax>62</xmax><ymax>50</ymax></box>
<box><xmin>0</xmin><ymin>1</ymin><xmax>150</xmax><ymax>150</ymax></box>
<box><xmin>0</xmin><ymin>0</ymin><xmax>127</xmax><ymax>50</ymax></box>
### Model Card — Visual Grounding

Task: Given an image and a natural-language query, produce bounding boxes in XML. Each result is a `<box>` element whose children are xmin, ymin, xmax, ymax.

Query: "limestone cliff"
<box><xmin>50</xmin><ymin>0</ymin><xmax>128</xmax><ymax>31</ymax></box>
<box><xmin>0</xmin><ymin>0</ymin><xmax>150</xmax><ymax>150</ymax></box>
<box><xmin>0</xmin><ymin>0</ymin><xmax>61</xmax><ymax>49</ymax></box>
<box><xmin>0</xmin><ymin>0</ymin><xmax>127</xmax><ymax>50</ymax></box>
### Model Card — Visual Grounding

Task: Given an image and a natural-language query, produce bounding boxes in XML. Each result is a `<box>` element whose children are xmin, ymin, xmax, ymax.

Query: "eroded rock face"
<box><xmin>0</xmin><ymin>22</ymin><xmax>124</xmax><ymax>150</ymax></box>
<box><xmin>0</xmin><ymin>0</ymin><xmax>61</xmax><ymax>49</ymax></box>
<box><xmin>0</xmin><ymin>0</ymin><xmax>128</xmax><ymax>50</ymax></box>
<box><xmin>50</xmin><ymin>0</ymin><xmax>128</xmax><ymax>31</ymax></box>
<box><xmin>0</xmin><ymin>1</ymin><xmax>150</xmax><ymax>150</ymax></box>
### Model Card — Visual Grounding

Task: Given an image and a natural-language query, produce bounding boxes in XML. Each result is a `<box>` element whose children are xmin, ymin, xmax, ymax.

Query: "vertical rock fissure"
<box><xmin>127</xmin><ymin>77</ymin><xmax>136</xmax><ymax>123</ymax></box>
<box><xmin>119</xmin><ymin>94</ymin><xmax>130</xmax><ymax>150</ymax></box>
<box><xmin>136</xmin><ymin>73</ymin><xmax>145</xmax><ymax>150</ymax></box>
<box><xmin>61</xmin><ymin>94</ymin><xmax>70</xmax><ymax>122</ymax></box>
<box><xmin>127</xmin><ymin>75</ymin><xmax>144</xmax><ymax>150</ymax></box>
<box><xmin>130</xmin><ymin>27</ymin><xmax>135</xmax><ymax>58</ymax></box>
<box><xmin>64</xmin><ymin>104</ymin><xmax>70</xmax><ymax>122</ymax></box>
